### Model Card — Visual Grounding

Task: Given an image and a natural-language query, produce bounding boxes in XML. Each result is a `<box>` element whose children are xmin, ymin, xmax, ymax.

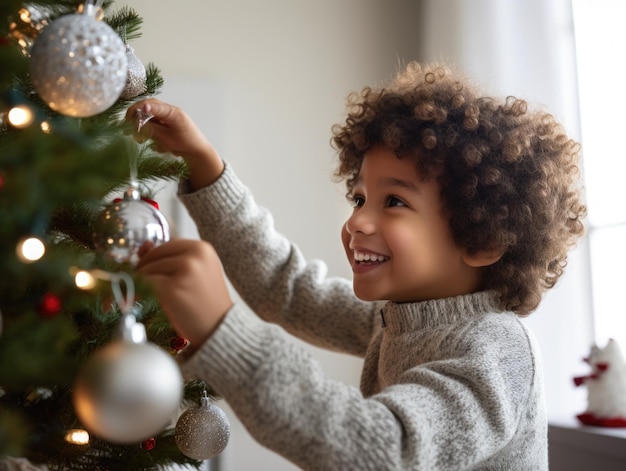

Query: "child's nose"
<box><xmin>345</xmin><ymin>206</ymin><xmax>377</xmax><ymax>236</ymax></box>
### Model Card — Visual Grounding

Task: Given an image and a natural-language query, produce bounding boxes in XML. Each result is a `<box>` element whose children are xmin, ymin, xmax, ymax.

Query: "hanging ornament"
<box><xmin>73</xmin><ymin>272</ymin><xmax>183</xmax><ymax>443</ymax></box>
<box><xmin>120</xmin><ymin>45</ymin><xmax>147</xmax><ymax>100</ymax></box>
<box><xmin>28</xmin><ymin>2</ymin><xmax>128</xmax><ymax>117</ymax></box>
<box><xmin>175</xmin><ymin>391</ymin><xmax>230</xmax><ymax>460</ymax></box>
<box><xmin>93</xmin><ymin>186</ymin><xmax>170</xmax><ymax>266</ymax></box>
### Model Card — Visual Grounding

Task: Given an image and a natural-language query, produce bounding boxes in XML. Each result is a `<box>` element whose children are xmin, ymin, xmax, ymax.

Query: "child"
<box><xmin>129</xmin><ymin>62</ymin><xmax>586</xmax><ymax>470</ymax></box>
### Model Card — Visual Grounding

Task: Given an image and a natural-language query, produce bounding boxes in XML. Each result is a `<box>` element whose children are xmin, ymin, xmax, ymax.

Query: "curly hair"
<box><xmin>331</xmin><ymin>62</ymin><xmax>586</xmax><ymax>315</ymax></box>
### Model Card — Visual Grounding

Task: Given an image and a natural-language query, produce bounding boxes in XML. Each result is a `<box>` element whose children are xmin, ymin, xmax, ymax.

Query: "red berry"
<box><xmin>171</xmin><ymin>336</ymin><xmax>189</xmax><ymax>352</ymax></box>
<box><xmin>40</xmin><ymin>293</ymin><xmax>62</xmax><ymax>317</ymax></box>
<box><xmin>141</xmin><ymin>437</ymin><xmax>157</xmax><ymax>451</ymax></box>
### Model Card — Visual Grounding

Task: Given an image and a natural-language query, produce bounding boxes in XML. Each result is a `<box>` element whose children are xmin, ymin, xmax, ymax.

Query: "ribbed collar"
<box><xmin>381</xmin><ymin>291</ymin><xmax>503</xmax><ymax>333</ymax></box>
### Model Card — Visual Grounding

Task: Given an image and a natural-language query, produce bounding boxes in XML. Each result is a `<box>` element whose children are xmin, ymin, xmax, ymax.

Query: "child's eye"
<box><xmin>348</xmin><ymin>194</ymin><xmax>365</xmax><ymax>208</ymax></box>
<box><xmin>386</xmin><ymin>196</ymin><xmax>407</xmax><ymax>207</ymax></box>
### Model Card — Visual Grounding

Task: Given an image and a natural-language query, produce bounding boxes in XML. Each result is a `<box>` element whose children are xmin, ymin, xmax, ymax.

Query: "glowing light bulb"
<box><xmin>17</xmin><ymin>237</ymin><xmax>45</xmax><ymax>262</ymax></box>
<box><xmin>18</xmin><ymin>8</ymin><xmax>31</xmax><ymax>23</ymax></box>
<box><xmin>65</xmin><ymin>429</ymin><xmax>90</xmax><ymax>445</ymax></box>
<box><xmin>75</xmin><ymin>270</ymin><xmax>96</xmax><ymax>290</ymax></box>
<box><xmin>8</xmin><ymin>105</ymin><xmax>34</xmax><ymax>128</ymax></box>
<box><xmin>40</xmin><ymin>121</ymin><xmax>51</xmax><ymax>133</ymax></box>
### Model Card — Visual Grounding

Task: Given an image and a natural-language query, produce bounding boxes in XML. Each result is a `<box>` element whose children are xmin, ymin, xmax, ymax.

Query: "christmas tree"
<box><xmin>0</xmin><ymin>1</ymin><xmax>228</xmax><ymax>469</ymax></box>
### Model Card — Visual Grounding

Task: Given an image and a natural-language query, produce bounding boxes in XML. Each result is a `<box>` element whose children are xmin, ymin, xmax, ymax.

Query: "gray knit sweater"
<box><xmin>178</xmin><ymin>164</ymin><xmax>548</xmax><ymax>470</ymax></box>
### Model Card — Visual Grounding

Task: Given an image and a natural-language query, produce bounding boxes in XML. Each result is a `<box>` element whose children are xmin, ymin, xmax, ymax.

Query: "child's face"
<box><xmin>341</xmin><ymin>145</ymin><xmax>483</xmax><ymax>303</ymax></box>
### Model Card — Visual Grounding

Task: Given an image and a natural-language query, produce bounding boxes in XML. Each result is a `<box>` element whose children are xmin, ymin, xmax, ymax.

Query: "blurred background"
<box><xmin>117</xmin><ymin>0</ymin><xmax>623</xmax><ymax>469</ymax></box>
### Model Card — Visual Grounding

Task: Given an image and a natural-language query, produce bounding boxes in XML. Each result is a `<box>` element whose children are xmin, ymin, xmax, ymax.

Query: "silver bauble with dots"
<box><xmin>120</xmin><ymin>45</ymin><xmax>147</xmax><ymax>100</ymax></box>
<box><xmin>175</xmin><ymin>395</ymin><xmax>231</xmax><ymax>460</ymax></box>
<box><xmin>93</xmin><ymin>188</ymin><xmax>170</xmax><ymax>266</ymax></box>
<box><xmin>73</xmin><ymin>315</ymin><xmax>183</xmax><ymax>444</ymax></box>
<box><xmin>29</xmin><ymin>10</ymin><xmax>127</xmax><ymax>117</ymax></box>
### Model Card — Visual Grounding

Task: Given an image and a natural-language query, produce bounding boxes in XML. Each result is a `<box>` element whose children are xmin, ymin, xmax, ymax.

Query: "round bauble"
<box><xmin>29</xmin><ymin>11</ymin><xmax>127</xmax><ymax>117</ymax></box>
<box><xmin>73</xmin><ymin>337</ymin><xmax>183</xmax><ymax>443</ymax></box>
<box><xmin>175</xmin><ymin>397</ymin><xmax>230</xmax><ymax>460</ymax></box>
<box><xmin>93</xmin><ymin>190</ymin><xmax>170</xmax><ymax>266</ymax></box>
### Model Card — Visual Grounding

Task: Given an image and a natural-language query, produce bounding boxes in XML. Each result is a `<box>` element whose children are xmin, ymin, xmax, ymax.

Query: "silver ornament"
<box><xmin>29</xmin><ymin>9</ymin><xmax>128</xmax><ymax>117</ymax></box>
<box><xmin>93</xmin><ymin>187</ymin><xmax>170</xmax><ymax>266</ymax></box>
<box><xmin>175</xmin><ymin>393</ymin><xmax>231</xmax><ymax>460</ymax></box>
<box><xmin>120</xmin><ymin>45</ymin><xmax>147</xmax><ymax>100</ymax></box>
<box><xmin>73</xmin><ymin>314</ymin><xmax>183</xmax><ymax>444</ymax></box>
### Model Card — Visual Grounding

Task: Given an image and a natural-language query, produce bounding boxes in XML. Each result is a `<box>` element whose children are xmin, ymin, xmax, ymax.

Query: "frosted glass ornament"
<box><xmin>29</xmin><ymin>9</ymin><xmax>127</xmax><ymax>117</ymax></box>
<box><xmin>120</xmin><ymin>45</ymin><xmax>147</xmax><ymax>100</ymax></box>
<box><xmin>175</xmin><ymin>393</ymin><xmax>230</xmax><ymax>460</ymax></box>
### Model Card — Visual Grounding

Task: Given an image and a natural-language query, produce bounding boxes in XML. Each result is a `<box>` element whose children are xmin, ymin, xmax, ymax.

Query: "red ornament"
<box><xmin>141</xmin><ymin>437</ymin><xmax>157</xmax><ymax>451</ymax></box>
<box><xmin>39</xmin><ymin>292</ymin><xmax>62</xmax><ymax>317</ymax></box>
<box><xmin>171</xmin><ymin>336</ymin><xmax>189</xmax><ymax>352</ymax></box>
<box><xmin>113</xmin><ymin>196</ymin><xmax>159</xmax><ymax>209</ymax></box>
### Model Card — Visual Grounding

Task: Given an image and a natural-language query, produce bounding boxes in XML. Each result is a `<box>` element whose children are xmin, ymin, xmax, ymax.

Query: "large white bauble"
<box><xmin>29</xmin><ymin>12</ymin><xmax>127</xmax><ymax>117</ymax></box>
<box><xmin>73</xmin><ymin>328</ymin><xmax>183</xmax><ymax>443</ymax></box>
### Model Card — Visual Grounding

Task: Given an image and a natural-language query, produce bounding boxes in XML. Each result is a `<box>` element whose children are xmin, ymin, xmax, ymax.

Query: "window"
<box><xmin>572</xmin><ymin>0</ymin><xmax>626</xmax><ymax>349</ymax></box>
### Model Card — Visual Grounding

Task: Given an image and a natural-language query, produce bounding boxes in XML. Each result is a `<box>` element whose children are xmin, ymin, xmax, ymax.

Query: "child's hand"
<box><xmin>126</xmin><ymin>98</ymin><xmax>224</xmax><ymax>190</ymax></box>
<box><xmin>136</xmin><ymin>239</ymin><xmax>233</xmax><ymax>347</ymax></box>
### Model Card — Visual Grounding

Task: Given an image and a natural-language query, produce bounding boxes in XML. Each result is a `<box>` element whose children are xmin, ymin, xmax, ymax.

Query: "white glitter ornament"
<box><xmin>175</xmin><ymin>392</ymin><xmax>231</xmax><ymax>460</ymax></box>
<box><xmin>29</xmin><ymin>5</ymin><xmax>128</xmax><ymax>117</ymax></box>
<box><xmin>120</xmin><ymin>45</ymin><xmax>147</xmax><ymax>100</ymax></box>
<box><xmin>93</xmin><ymin>186</ymin><xmax>170</xmax><ymax>266</ymax></box>
<box><xmin>73</xmin><ymin>313</ymin><xmax>183</xmax><ymax>444</ymax></box>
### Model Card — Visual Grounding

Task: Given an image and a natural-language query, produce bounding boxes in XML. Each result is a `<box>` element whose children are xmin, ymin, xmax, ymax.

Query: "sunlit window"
<box><xmin>572</xmin><ymin>0</ymin><xmax>626</xmax><ymax>348</ymax></box>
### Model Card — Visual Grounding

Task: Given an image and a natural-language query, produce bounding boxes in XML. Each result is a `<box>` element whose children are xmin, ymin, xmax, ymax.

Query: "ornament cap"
<box><xmin>118</xmin><ymin>312</ymin><xmax>147</xmax><ymax>344</ymax></box>
<box><xmin>125</xmin><ymin>185</ymin><xmax>141</xmax><ymax>201</ymax></box>
<box><xmin>200</xmin><ymin>390</ymin><xmax>210</xmax><ymax>407</ymax></box>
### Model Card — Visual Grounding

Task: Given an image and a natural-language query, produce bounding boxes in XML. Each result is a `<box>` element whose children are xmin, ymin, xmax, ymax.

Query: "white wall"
<box><xmin>118</xmin><ymin>1</ymin><xmax>421</xmax><ymax>469</ymax></box>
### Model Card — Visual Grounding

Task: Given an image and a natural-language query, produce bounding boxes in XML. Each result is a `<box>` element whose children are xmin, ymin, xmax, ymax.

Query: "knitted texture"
<box><xmin>178</xmin><ymin>164</ymin><xmax>548</xmax><ymax>470</ymax></box>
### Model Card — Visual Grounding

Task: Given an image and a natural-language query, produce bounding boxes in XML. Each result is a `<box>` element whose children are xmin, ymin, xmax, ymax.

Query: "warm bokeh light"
<box><xmin>64</xmin><ymin>429</ymin><xmax>90</xmax><ymax>445</ymax></box>
<box><xmin>74</xmin><ymin>270</ymin><xmax>97</xmax><ymax>290</ymax></box>
<box><xmin>40</xmin><ymin>121</ymin><xmax>51</xmax><ymax>133</ymax></box>
<box><xmin>17</xmin><ymin>236</ymin><xmax>45</xmax><ymax>262</ymax></box>
<box><xmin>7</xmin><ymin>105</ymin><xmax>34</xmax><ymax>128</ymax></box>
<box><xmin>18</xmin><ymin>8</ymin><xmax>31</xmax><ymax>23</ymax></box>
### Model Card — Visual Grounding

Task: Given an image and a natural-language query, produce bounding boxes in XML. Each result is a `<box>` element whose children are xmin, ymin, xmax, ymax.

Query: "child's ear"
<box><xmin>462</xmin><ymin>248</ymin><xmax>504</xmax><ymax>268</ymax></box>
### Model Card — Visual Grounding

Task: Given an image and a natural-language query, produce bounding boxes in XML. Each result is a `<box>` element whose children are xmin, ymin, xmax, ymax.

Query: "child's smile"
<box><xmin>341</xmin><ymin>145</ymin><xmax>485</xmax><ymax>303</ymax></box>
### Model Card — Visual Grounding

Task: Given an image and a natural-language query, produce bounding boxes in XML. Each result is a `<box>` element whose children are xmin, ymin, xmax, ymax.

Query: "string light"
<box><xmin>74</xmin><ymin>270</ymin><xmax>97</xmax><ymax>290</ymax></box>
<box><xmin>16</xmin><ymin>236</ymin><xmax>45</xmax><ymax>263</ymax></box>
<box><xmin>18</xmin><ymin>8</ymin><xmax>31</xmax><ymax>23</ymax></box>
<box><xmin>7</xmin><ymin>105</ymin><xmax>34</xmax><ymax>128</ymax></box>
<box><xmin>40</xmin><ymin>121</ymin><xmax>51</xmax><ymax>133</ymax></box>
<box><xmin>65</xmin><ymin>428</ymin><xmax>90</xmax><ymax>445</ymax></box>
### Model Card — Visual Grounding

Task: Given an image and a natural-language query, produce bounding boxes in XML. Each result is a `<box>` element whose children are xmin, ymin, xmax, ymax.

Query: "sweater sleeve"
<box><xmin>178</xmin><ymin>163</ymin><xmax>377</xmax><ymax>356</ymax></box>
